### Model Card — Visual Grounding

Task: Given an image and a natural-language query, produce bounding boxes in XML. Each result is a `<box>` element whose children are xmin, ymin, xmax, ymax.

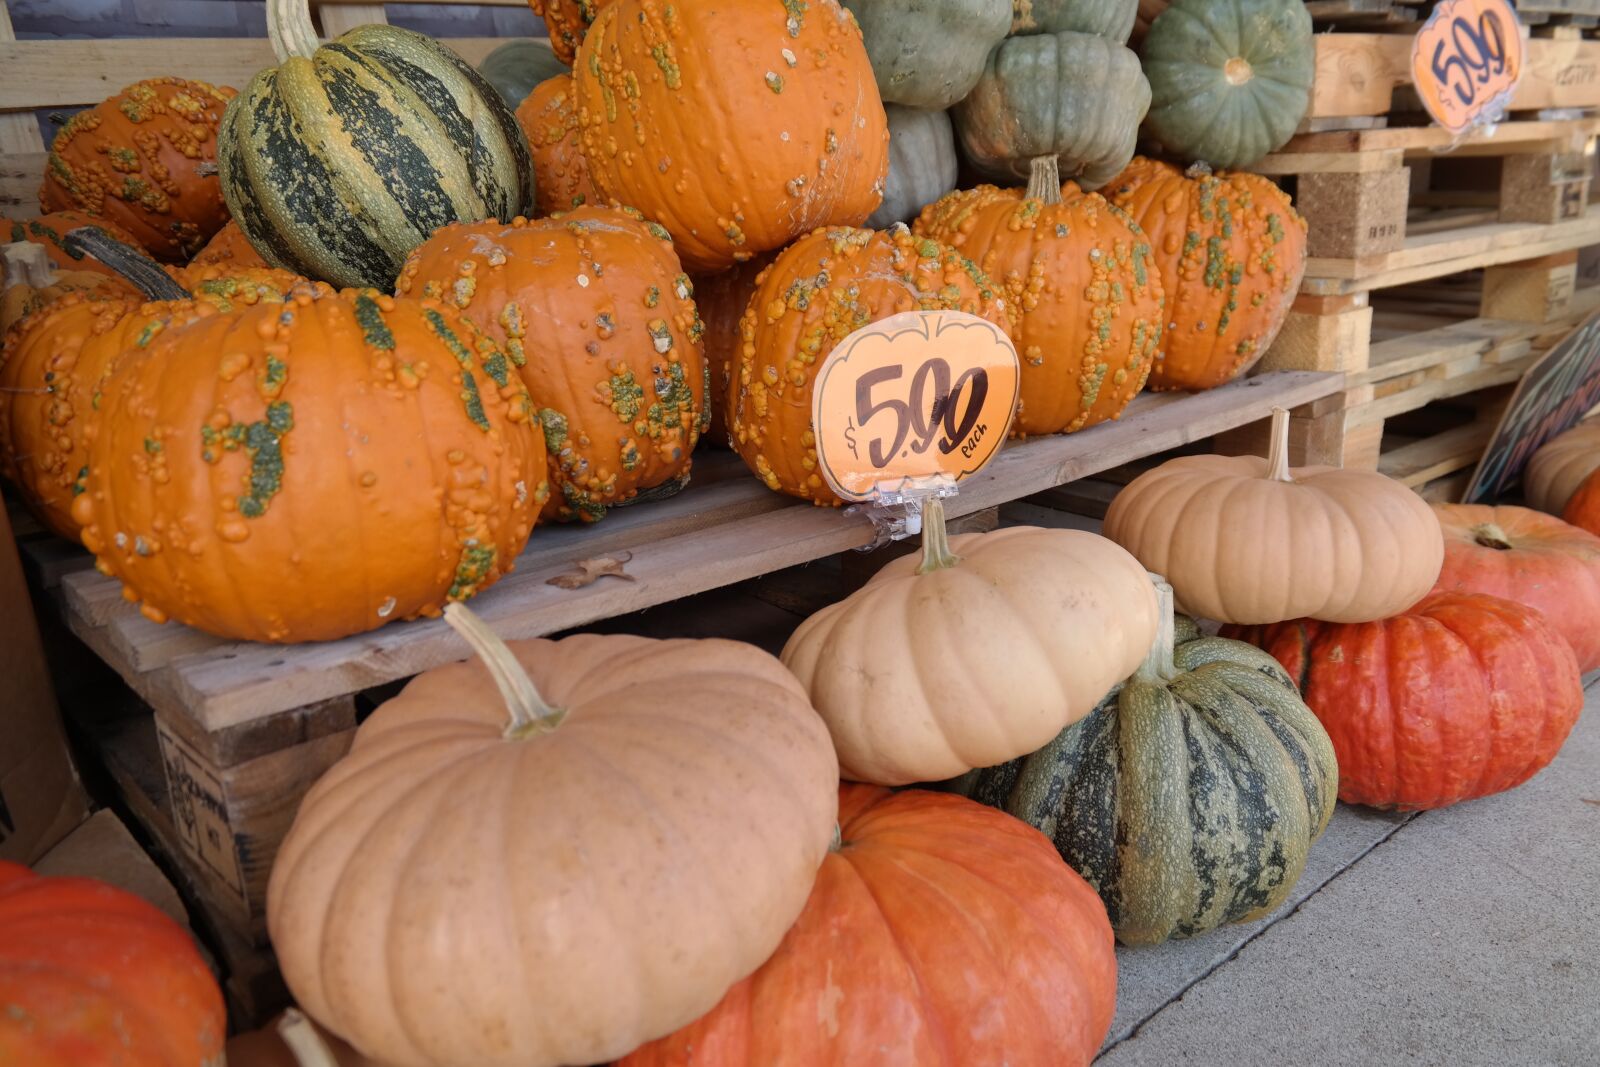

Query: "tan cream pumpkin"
<box><xmin>1524</xmin><ymin>416</ymin><xmax>1600</xmax><ymax>516</ymax></box>
<box><xmin>1104</xmin><ymin>408</ymin><xmax>1443</xmax><ymax>624</ymax></box>
<box><xmin>268</xmin><ymin>606</ymin><xmax>839</xmax><ymax>1067</ymax></box>
<box><xmin>782</xmin><ymin>498</ymin><xmax>1159</xmax><ymax>785</ymax></box>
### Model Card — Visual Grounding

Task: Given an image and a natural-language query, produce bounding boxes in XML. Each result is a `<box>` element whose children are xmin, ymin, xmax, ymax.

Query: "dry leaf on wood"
<box><xmin>547</xmin><ymin>552</ymin><xmax>635</xmax><ymax>589</ymax></box>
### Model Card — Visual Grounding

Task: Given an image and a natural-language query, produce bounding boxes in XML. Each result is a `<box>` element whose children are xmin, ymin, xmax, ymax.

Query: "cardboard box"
<box><xmin>0</xmin><ymin>505</ymin><xmax>90</xmax><ymax>863</ymax></box>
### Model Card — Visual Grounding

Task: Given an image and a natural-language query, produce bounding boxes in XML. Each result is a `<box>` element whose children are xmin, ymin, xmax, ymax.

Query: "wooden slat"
<box><xmin>1272</xmin><ymin>117</ymin><xmax>1600</xmax><ymax>157</ymax></box>
<box><xmin>1378</xmin><ymin>419</ymin><xmax>1499</xmax><ymax>486</ymax></box>
<box><xmin>52</xmin><ymin>371</ymin><xmax>1341</xmax><ymax>734</ymax></box>
<box><xmin>1356</xmin><ymin>318</ymin><xmax>1542</xmax><ymax>384</ymax></box>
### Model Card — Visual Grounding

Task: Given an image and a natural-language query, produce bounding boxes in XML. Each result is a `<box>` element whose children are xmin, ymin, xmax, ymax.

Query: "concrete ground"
<box><xmin>1099</xmin><ymin>673</ymin><xmax>1600</xmax><ymax>1066</ymax></box>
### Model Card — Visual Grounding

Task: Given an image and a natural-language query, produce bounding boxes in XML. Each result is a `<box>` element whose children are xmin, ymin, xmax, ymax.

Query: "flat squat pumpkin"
<box><xmin>397</xmin><ymin>207</ymin><xmax>705</xmax><ymax>522</ymax></box>
<box><xmin>959</xmin><ymin>579</ymin><xmax>1337</xmax><ymax>945</ymax></box>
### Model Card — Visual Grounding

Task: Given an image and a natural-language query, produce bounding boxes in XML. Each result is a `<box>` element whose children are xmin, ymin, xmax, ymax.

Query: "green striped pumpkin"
<box><xmin>955</xmin><ymin>580</ymin><xmax>1337</xmax><ymax>945</ymax></box>
<box><xmin>217</xmin><ymin>0</ymin><xmax>534</xmax><ymax>290</ymax></box>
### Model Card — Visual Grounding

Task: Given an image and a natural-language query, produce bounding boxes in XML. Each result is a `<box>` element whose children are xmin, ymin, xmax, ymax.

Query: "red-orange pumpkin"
<box><xmin>692</xmin><ymin>252</ymin><xmax>774</xmax><ymax>448</ymax></box>
<box><xmin>516</xmin><ymin>74</ymin><xmax>601</xmax><ymax>217</ymax></box>
<box><xmin>1106</xmin><ymin>157</ymin><xmax>1306</xmax><ymax>391</ymax></box>
<box><xmin>728</xmin><ymin>226</ymin><xmax>1010</xmax><ymax>505</ymax></box>
<box><xmin>1562</xmin><ymin>465</ymin><xmax>1600</xmax><ymax>540</ymax></box>
<box><xmin>620</xmin><ymin>785</ymin><xmax>1118</xmax><ymax>1067</ymax></box>
<box><xmin>1227</xmin><ymin>593</ymin><xmax>1583</xmax><ymax>810</ymax></box>
<box><xmin>0</xmin><ymin>860</ymin><xmax>226</xmax><ymax>1067</ymax></box>
<box><xmin>6</xmin><ymin>211</ymin><xmax>149</xmax><ymax>278</ymax></box>
<box><xmin>39</xmin><ymin>78</ymin><xmax>237</xmax><ymax>262</ymax></box>
<box><xmin>189</xmin><ymin>219</ymin><xmax>268</xmax><ymax>268</ymax></box>
<box><xmin>1431</xmin><ymin>503</ymin><xmax>1600</xmax><ymax>672</ymax></box>
<box><xmin>396</xmin><ymin>207</ymin><xmax>705</xmax><ymax>522</ymax></box>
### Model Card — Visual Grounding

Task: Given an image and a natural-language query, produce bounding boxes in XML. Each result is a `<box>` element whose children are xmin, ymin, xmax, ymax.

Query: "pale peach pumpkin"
<box><xmin>1524</xmin><ymin>417</ymin><xmax>1600</xmax><ymax>515</ymax></box>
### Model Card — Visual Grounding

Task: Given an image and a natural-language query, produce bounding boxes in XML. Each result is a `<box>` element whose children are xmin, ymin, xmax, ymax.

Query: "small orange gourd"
<box><xmin>190</xmin><ymin>219</ymin><xmax>270</xmax><ymax>268</ymax></box>
<box><xmin>515</xmin><ymin>73</ymin><xmax>601</xmax><ymax>216</ymax></box>
<box><xmin>692</xmin><ymin>252</ymin><xmax>774</xmax><ymax>448</ymax></box>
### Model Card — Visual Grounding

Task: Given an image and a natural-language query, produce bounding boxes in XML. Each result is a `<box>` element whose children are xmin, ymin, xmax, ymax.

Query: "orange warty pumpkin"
<box><xmin>1228</xmin><ymin>593</ymin><xmax>1583</xmax><ymax>810</ymax></box>
<box><xmin>728</xmin><ymin>225</ymin><xmax>1010</xmax><ymax>505</ymax></box>
<box><xmin>397</xmin><ymin>207</ymin><xmax>705</xmax><ymax>522</ymax></box>
<box><xmin>1</xmin><ymin>264</ymin><xmax>298</xmax><ymax>541</ymax></box>
<box><xmin>190</xmin><ymin>219</ymin><xmax>269</xmax><ymax>268</ymax></box>
<box><xmin>927</xmin><ymin>159</ymin><xmax>1163</xmax><ymax>436</ymax></box>
<box><xmin>6</xmin><ymin>211</ymin><xmax>149</xmax><ymax>278</ymax></box>
<box><xmin>529</xmin><ymin>0</ymin><xmax>613</xmax><ymax>62</ymax></box>
<box><xmin>1562</xmin><ymin>465</ymin><xmax>1600</xmax><ymax>540</ymax></box>
<box><xmin>621</xmin><ymin>785</ymin><xmax>1118</xmax><ymax>1067</ymax></box>
<box><xmin>911</xmin><ymin>180</ymin><xmax>1080</xmax><ymax>246</ymax></box>
<box><xmin>0</xmin><ymin>265</ymin><xmax>135</xmax><ymax>338</ymax></box>
<box><xmin>574</xmin><ymin>0</ymin><xmax>890</xmax><ymax>272</ymax></box>
<box><xmin>1431</xmin><ymin>503</ymin><xmax>1600</xmax><ymax>672</ymax></box>
<box><xmin>693</xmin><ymin>252</ymin><xmax>774</xmax><ymax>448</ymax></box>
<box><xmin>0</xmin><ymin>860</ymin><xmax>226</xmax><ymax>1067</ymax></box>
<box><xmin>74</xmin><ymin>287</ymin><xmax>547</xmax><ymax>642</ymax></box>
<box><xmin>516</xmin><ymin>73</ymin><xmax>602</xmax><ymax>216</ymax></box>
<box><xmin>39</xmin><ymin>78</ymin><xmax>237</xmax><ymax>262</ymax></box>
<box><xmin>1106</xmin><ymin>157</ymin><xmax>1306</xmax><ymax>391</ymax></box>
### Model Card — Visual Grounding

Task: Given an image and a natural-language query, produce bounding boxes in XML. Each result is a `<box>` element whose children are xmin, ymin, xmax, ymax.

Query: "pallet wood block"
<box><xmin>1480</xmin><ymin>252</ymin><xmax>1580</xmax><ymax>322</ymax></box>
<box><xmin>1501</xmin><ymin>152</ymin><xmax>1593</xmax><ymax>224</ymax></box>
<box><xmin>1298</xmin><ymin>169</ymin><xmax>1411</xmax><ymax>259</ymax></box>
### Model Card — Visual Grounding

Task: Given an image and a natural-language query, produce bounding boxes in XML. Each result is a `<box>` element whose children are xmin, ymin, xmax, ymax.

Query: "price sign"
<box><xmin>1411</xmin><ymin>0</ymin><xmax>1524</xmax><ymax>135</ymax></box>
<box><xmin>812</xmin><ymin>310</ymin><xmax>1020</xmax><ymax>503</ymax></box>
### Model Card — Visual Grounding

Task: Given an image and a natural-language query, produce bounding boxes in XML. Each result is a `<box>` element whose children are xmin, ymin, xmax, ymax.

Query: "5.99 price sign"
<box><xmin>1411</xmin><ymin>0</ymin><xmax>1524</xmax><ymax>134</ymax></box>
<box><xmin>811</xmin><ymin>311</ymin><xmax>1020</xmax><ymax>502</ymax></box>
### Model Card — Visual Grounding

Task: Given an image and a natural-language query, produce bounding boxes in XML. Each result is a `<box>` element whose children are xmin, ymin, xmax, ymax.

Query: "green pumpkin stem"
<box><xmin>276</xmin><ymin>1009</ymin><xmax>340</xmax><ymax>1067</ymax></box>
<box><xmin>1026</xmin><ymin>155</ymin><xmax>1063</xmax><ymax>206</ymax></box>
<box><xmin>1264</xmin><ymin>406</ymin><xmax>1294</xmax><ymax>483</ymax></box>
<box><xmin>61</xmin><ymin>227</ymin><xmax>191</xmax><ymax>302</ymax></box>
<box><xmin>442</xmin><ymin>603</ymin><xmax>567</xmax><ymax>738</ymax></box>
<box><xmin>1134</xmin><ymin>578</ymin><xmax>1180</xmax><ymax>685</ymax></box>
<box><xmin>267</xmin><ymin>0</ymin><xmax>323</xmax><ymax>61</ymax></box>
<box><xmin>916</xmin><ymin>496</ymin><xmax>962</xmax><ymax>574</ymax></box>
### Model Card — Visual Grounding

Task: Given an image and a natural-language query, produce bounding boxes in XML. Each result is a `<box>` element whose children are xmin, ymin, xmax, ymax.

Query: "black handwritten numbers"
<box><xmin>1431</xmin><ymin>8</ymin><xmax>1509</xmax><ymax>108</ymax></box>
<box><xmin>1413</xmin><ymin>0</ymin><xmax>1522</xmax><ymax>132</ymax></box>
<box><xmin>854</xmin><ymin>358</ymin><xmax>991</xmax><ymax>470</ymax></box>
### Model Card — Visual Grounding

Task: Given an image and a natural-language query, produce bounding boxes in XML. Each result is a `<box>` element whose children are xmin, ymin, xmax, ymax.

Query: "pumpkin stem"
<box><xmin>916</xmin><ymin>496</ymin><xmax>962</xmax><ymax>574</ymax></box>
<box><xmin>442</xmin><ymin>603</ymin><xmax>567</xmax><ymax>738</ymax></box>
<box><xmin>1472</xmin><ymin>523</ymin><xmax>1515</xmax><ymax>550</ymax></box>
<box><xmin>1134</xmin><ymin>577</ymin><xmax>1180</xmax><ymax>685</ymax></box>
<box><xmin>61</xmin><ymin>227</ymin><xmax>192</xmax><ymax>302</ymax></box>
<box><xmin>1027</xmin><ymin>156</ymin><xmax>1063</xmax><ymax>206</ymax></box>
<box><xmin>267</xmin><ymin>0</ymin><xmax>322</xmax><ymax>61</ymax></box>
<box><xmin>277</xmin><ymin>1009</ymin><xmax>339</xmax><ymax>1067</ymax></box>
<box><xmin>1224</xmin><ymin>56</ymin><xmax>1254</xmax><ymax>86</ymax></box>
<box><xmin>1264</xmin><ymin>406</ymin><xmax>1295</xmax><ymax>484</ymax></box>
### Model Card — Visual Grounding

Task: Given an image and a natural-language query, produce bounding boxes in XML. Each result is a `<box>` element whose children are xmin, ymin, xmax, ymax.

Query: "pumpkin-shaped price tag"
<box><xmin>1411</xmin><ymin>0</ymin><xmax>1524</xmax><ymax>135</ymax></box>
<box><xmin>812</xmin><ymin>310</ymin><xmax>1020</xmax><ymax>503</ymax></box>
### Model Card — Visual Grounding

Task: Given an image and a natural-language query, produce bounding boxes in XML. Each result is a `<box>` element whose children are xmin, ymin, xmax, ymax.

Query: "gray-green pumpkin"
<box><xmin>843</xmin><ymin>0</ymin><xmax>1012</xmax><ymax>111</ymax></box>
<box><xmin>477</xmin><ymin>38</ymin><xmax>569</xmax><ymax>110</ymax></box>
<box><xmin>1141</xmin><ymin>0</ymin><xmax>1314</xmax><ymax>168</ymax></box>
<box><xmin>952</xmin><ymin>31</ymin><xmax>1148</xmax><ymax>190</ymax></box>
<box><xmin>217</xmin><ymin>0</ymin><xmax>535</xmax><ymax>290</ymax></box>
<box><xmin>1010</xmin><ymin>0</ymin><xmax>1137</xmax><ymax>41</ymax></box>
<box><xmin>954</xmin><ymin>580</ymin><xmax>1338</xmax><ymax>946</ymax></box>
<box><xmin>867</xmin><ymin>106</ymin><xmax>960</xmax><ymax>228</ymax></box>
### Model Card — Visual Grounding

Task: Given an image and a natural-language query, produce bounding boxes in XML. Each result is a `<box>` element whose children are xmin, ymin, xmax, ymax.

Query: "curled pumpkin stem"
<box><xmin>277</xmin><ymin>1009</ymin><xmax>339</xmax><ymax>1067</ymax></box>
<box><xmin>442</xmin><ymin>603</ymin><xmax>567</xmax><ymax>738</ymax></box>
<box><xmin>1134</xmin><ymin>577</ymin><xmax>1180</xmax><ymax>685</ymax></box>
<box><xmin>1026</xmin><ymin>155</ymin><xmax>1063</xmax><ymax>206</ymax></box>
<box><xmin>916</xmin><ymin>496</ymin><xmax>962</xmax><ymax>574</ymax></box>
<box><xmin>62</xmin><ymin>227</ymin><xmax>191</xmax><ymax>302</ymax></box>
<box><xmin>1264</xmin><ymin>406</ymin><xmax>1294</xmax><ymax>484</ymax></box>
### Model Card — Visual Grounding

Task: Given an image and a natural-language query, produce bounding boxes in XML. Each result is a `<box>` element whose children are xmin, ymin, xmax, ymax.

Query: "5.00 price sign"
<box><xmin>812</xmin><ymin>311</ymin><xmax>1020</xmax><ymax>502</ymax></box>
<box><xmin>1411</xmin><ymin>0</ymin><xmax>1524</xmax><ymax>134</ymax></box>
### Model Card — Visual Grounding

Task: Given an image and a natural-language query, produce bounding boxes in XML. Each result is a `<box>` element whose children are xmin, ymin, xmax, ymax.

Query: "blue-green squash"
<box><xmin>1140</xmin><ymin>0</ymin><xmax>1314</xmax><ymax>168</ymax></box>
<box><xmin>477</xmin><ymin>38</ymin><xmax>569</xmax><ymax>110</ymax></box>
<box><xmin>217</xmin><ymin>0</ymin><xmax>534</xmax><ymax>290</ymax></box>
<box><xmin>866</xmin><ymin>105</ymin><xmax>960</xmax><ymax>228</ymax></box>
<box><xmin>843</xmin><ymin>0</ymin><xmax>1012</xmax><ymax>110</ymax></box>
<box><xmin>1011</xmin><ymin>0</ymin><xmax>1138</xmax><ymax>41</ymax></box>
<box><xmin>954</xmin><ymin>579</ymin><xmax>1338</xmax><ymax>945</ymax></box>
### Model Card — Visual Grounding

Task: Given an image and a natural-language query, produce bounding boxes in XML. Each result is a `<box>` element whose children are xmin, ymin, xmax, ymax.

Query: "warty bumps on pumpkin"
<box><xmin>397</xmin><ymin>207</ymin><xmax>706</xmax><ymax>523</ymax></box>
<box><xmin>574</xmin><ymin>0</ymin><xmax>891</xmax><ymax>272</ymax></box>
<box><xmin>73</xmin><ymin>286</ymin><xmax>548</xmax><ymax>643</ymax></box>
<box><xmin>516</xmin><ymin>73</ymin><xmax>602</xmax><ymax>217</ymax></box>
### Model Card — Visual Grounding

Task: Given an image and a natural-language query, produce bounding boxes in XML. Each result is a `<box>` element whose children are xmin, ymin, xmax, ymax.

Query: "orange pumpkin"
<box><xmin>75</xmin><ymin>287</ymin><xmax>547</xmax><ymax>642</ymax></box>
<box><xmin>621</xmin><ymin>786</ymin><xmax>1118</xmax><ymax>1067</ymax></box>
<box><xmin>529</xmin><ymin>0</ymin><xmax>613</xmax><ymax>63</ymax></box>
<box><xmin>692</xmin><ymin>252</ymin><xmax>774</xmax><ymax>448</ymax></box>
<box><xmin>397</xmin><ymin>207</ymin><xmax>705</xmax><ymax>522</ymax></box>
<box><xmin>6</xmin><ymin>211</ymin><xmax>149</xmax><ymax>278</ymax></box>
<box><xmin>1562</xmin><ymin>465</ymin><xmax>1600</xmax><ymax>540</ymax></box>
<box><xmin>190</xmin><ymin>219</ymin><xmax>269</xmax><ymax>268</ymax></box>
<box><xmin>0</xmin><ymin>263</ymin><xmax>134</xmax><ymax>338</ymax></box>
<box><xmin>912</xmin><ymin>181</ymin><xmax>1077</xmax><ymax>245</ymax></box>
<box><xmin>926</xmin><ymin>159</ymin><xmax>1163</xmax><ymax>436</ymax></box>
<box><xmin>0</xmin><ymin>860</ymin><xmax>226</xmax><ymax>1067</ymax></box>
<box><xmin>516</xmin><ymin>74</ymin><xmax>602</xmax><ymax>216</ymax></box>
<box><xmin>575</xmin><ymin>0</ymin><xmax>890</xmax><ymax>271</ymax></box>
<box><xmin>39</xmin><ymin>78</ymin><xmax>237</xmax><ymax>262</ymax></box>
<box><xmin>728</xmin><ymin>225</ymin><xmax>1010</xmax><ymax>505</ymax></box>
<box><xmin>1106</xmin><ymin>157</ymin><xmax>1306</xmax><ymax>391</ymax></box>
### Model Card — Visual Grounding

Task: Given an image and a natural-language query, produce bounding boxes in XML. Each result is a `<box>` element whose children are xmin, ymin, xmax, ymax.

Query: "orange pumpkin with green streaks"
<box><xmin>516</xmin><ymin>73</ymin><xmax>601</xmax><ymax>216</ymax></box>
<box><xmin>397</xmin><ymin>207</ymin><xmax>704</xmax><ymax>523</ymax></box>
<box><xmin>1106</xmin><ymin>157</ymin><xmax>1305</xmax><ymax>391</ymax></box>
<box><xmin>1</xmin><ymin>266</ymin><xmax>299</xmax><ymax>541</ymax></box>
<box><xmin>728</xmin><ymin>225</ymin><xmax>1010</xmax><ymax>505</ymax></box>
<box><xmin>39</xmin><ymin>78</ymin><xmax>236</xmax><ymax>262</ymax></box>
<box><xmin>74</xmin><ymin>287</ymin><xmax>547</xmax><ymax>642</ymax></box>
<box><xmin>6</xmin><ymin>211</ymin><xmax>149</xmax><ymax>279</ymax></box>
<box><xmin>574</xmin><ymin>0</ymin><xmax>890</xmax><ymax>272</ymax></box>
<box><xmin>190</xmin><ymin>220</ymin><xmax>269</xmax><ymax>268</ymax></box>
<box><xmin>693</xmin><ymin>252</ymin><xmax>775</xmax><ymax>449</ymax></box>
<box><xmin>926</xmin><ymin>160</ymin><xmax>1163</xmax><ymax>437</ymax></box>
<box><xmin>911</xmin><ymin>179</ymin><xmax>1081</xmax><ymax>245</ymax></box>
